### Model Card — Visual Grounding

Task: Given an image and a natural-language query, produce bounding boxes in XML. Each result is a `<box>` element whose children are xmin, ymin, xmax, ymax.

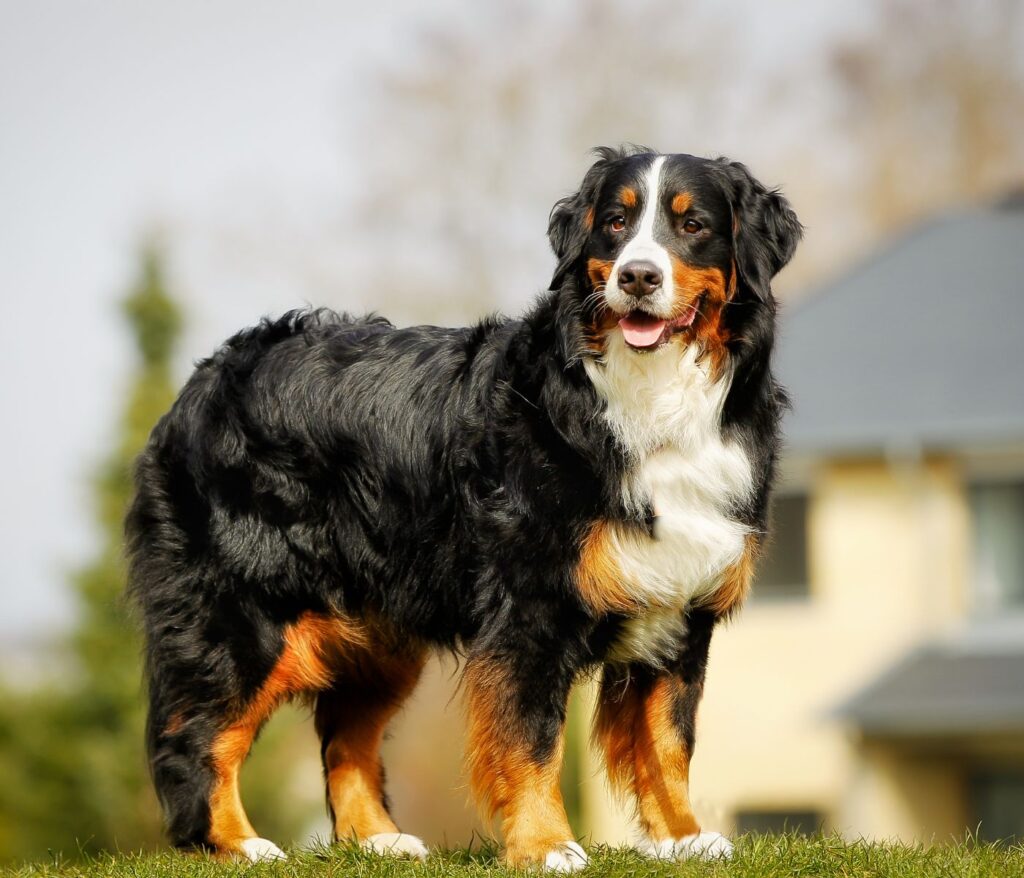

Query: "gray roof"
<box><xmin>776</xmin><ymin>194</ymin><xmax>1024</xmax><ymax>455</ymax></box>
<box><xmin>835</xmin><ymin>629</ymin><xmax>1024</xmax><ymax>736</ymax></box>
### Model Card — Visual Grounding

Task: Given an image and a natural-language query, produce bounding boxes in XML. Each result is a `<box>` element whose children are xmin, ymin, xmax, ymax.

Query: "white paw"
<box><xmin>542</xmin><ymin>840</ymin><xmax>589</xmax><ymax>872</ymax></box>
<box><xmin>639</xmin><ymin>831</ymin><xmax>733</xmax><ymax>860</ymax></box>
<box><xmin>362</xmin><ymin>832</ymin><xmax>429</xmax><ymax>860</ymax></box>
<box><xmin>238</xmin><ymin>837</ymin><xmax>287</xmax><ymax>862</ymax></box>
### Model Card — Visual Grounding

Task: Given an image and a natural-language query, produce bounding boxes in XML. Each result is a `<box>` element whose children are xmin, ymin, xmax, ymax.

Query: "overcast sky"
<box><xmin>1</xmin><ymin>1</ymin><xmax>385</xmax><ymax>640</ymax></box>
<box><xmin>0</xmin><ymin>0</ymin><xmax>869</xmax><ymax>643</ymax></box>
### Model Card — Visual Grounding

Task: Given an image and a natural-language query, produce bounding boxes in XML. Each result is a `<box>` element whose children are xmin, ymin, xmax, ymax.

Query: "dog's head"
<box><xmin>549</xmin><ymin>147</ymin><xmax>801</xmax><ymax>356</ymax></box>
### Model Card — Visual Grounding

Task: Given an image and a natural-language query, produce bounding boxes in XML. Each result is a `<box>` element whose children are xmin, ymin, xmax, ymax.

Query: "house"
<box><xmin>582</xmin><ymin>192</ymin><xmax>1024</xmax><ymax>844</ymax></box>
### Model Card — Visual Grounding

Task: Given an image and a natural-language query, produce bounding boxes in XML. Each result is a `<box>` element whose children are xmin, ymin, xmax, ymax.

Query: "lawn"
<box><xmin>6</xmin><ymin>836</ymin><xmax>1024</xmax><ymax>878</ymax></box>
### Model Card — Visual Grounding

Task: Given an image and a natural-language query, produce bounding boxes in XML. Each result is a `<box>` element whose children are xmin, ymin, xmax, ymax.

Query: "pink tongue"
<box><xmin>619</xmin><ymin>313</ymin><xmax>667</xmax><ymax>347</ymax></box>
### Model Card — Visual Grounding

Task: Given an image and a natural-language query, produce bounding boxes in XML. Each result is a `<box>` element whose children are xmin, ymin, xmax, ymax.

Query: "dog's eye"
<box><xmin>609</xmin><ymin>216</ymin><xmax>626</xmax><ymax>233</ymax></box>
<box><xmin>682</xmin><ymin>219</ymin><xmax>703</xmax><ymax>234</ymax></box>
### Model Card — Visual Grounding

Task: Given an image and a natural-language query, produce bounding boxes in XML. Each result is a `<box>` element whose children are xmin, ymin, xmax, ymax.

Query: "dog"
<box><xmin>126</xmin><ymin>146</ymin><xmax>800</xmax><ymax>869</ymax></box>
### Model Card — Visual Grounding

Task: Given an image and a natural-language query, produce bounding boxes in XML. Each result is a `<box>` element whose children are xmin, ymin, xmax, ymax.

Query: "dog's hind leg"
<box><xmin>199</xmin><ymin>613</ymin><xmax>360</xmax><ymax>861</ymax></box>
<box><xmin>314</xmin><ymin>641</ymin><xmax>427</xmax><ymax>859</ymax></box>
<box><xmin>204</xmin><ymin>717</ymin><xmax>288</xmax><ymax>862</ymax></box>
<box><xmin>149</xmin><ymin>670</ymin><xmax>289</xmax><ymax>862</ymax></box>
<box><xmin>170</xmin><ymin>612</ymin><xmax>369</xmax><ymax>861</ymax></box>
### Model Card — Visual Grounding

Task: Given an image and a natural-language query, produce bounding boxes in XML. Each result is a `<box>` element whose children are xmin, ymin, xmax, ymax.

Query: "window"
<box><xmin>970</xmin><ymin>770</ymin><xmax>1024</xmax><ymax>843</ymax></box>
<box><xmin>753</xmin><ymin>493</ymin><xmax>810</xmax><ymax>600</ymax></box>
<box><xmin>735</xmin><ymin>809</ymin><xmax>823</xmax><ymax>835</ymax></box>
<box><xmin>970</xmin><ymin>481</ymin><xmax>1024</xmax><ymax>613</ymax></box>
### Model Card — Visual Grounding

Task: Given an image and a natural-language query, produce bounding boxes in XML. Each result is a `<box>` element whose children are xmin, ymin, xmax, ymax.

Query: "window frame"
<box><xmin>968</xmin><ymin>477</ymin><xmax>1024</xmax><ymax>616</ymax></box>
<box><xmin>969</xmin><ymin>768</ymin><xmax>1024</xmax><ymax>843</ymax></box>
<box><xmin>751</xmin><ymin>490</ymin><xmax>812</xmax><ymax>603</ymax></box>
<box><xmin>734</xmin><ymin>807</ymin><xmax>824</xmax><ymax>836</ymax></box>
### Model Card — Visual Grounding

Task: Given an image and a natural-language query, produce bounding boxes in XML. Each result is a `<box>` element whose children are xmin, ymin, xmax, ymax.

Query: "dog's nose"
<box><xmin>618</xmin><ymin>261</ymin><xmax>663</xmax><ymax>297</ymax></box>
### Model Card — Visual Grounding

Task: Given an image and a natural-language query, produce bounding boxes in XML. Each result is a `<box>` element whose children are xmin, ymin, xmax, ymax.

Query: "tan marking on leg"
<box><xmin>207</xmin><ymin>723</ymin><xmax>260</xmax><ymax>853</ymax></box>
<box><xmin>700</xmin><ymin>534</ymin><xmax>759</xmax><ymax>617</ymax></box>
<box><xmin>206</xmin><ymin>612</ymin><xmax>372</xmax><ymax>854</ymax></box>
<box><xmin>318</xmin><ymin>647</ymin><xmax>426</xmax><ymax>840</ymax></box>
<box><xmin>463</xmin><ymin>659</ymin><xmax>574</xmax><ymax>867</ymax></box>
<box><xmin>594</xmin><ymin>673</ymin><xmax>700</xmax><ymax>841</ymax></box>
<box><xmin>574</xmin><ymin>521</ymin><xmax>639</xmax><ymax>614</ymax></box>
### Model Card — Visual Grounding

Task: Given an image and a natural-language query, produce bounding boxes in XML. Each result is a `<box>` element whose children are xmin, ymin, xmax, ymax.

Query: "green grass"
<box><xmin>5</xmin><ymin>836</ymin><xmax>1024</xmax><ymax>878</ymax></box>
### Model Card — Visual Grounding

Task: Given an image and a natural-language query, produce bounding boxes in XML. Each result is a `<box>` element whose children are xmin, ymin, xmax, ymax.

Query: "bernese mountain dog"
<box><xmin>126</xmin><ymin>146</ymin><xmax>801</xmax><ymax>869</ymax></box>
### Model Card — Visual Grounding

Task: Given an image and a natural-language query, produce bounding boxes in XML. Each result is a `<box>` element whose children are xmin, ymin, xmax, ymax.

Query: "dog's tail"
<box><xmin>126</xmin><ymin>443</ymin><xmax>221</xmax><ymax>848</ymax></box>
<box><xmin>143</xmin><ymin>661</ymin><xmax>217</xmax><ymax>848</ymax></box>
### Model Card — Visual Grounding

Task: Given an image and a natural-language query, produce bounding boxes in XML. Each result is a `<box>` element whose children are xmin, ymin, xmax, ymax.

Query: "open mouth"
<box><xmin>618</xmin><ymin>299</ymin><xmax>700</xmax><ymax>351</ymax></box>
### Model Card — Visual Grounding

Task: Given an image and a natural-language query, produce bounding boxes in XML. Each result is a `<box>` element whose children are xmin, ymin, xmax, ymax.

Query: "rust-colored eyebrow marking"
<box><xmin>671</xmin><ymin>192</ymin><xmax>692</xmax><ymax>214</ymax></box>
<box><xmin>620</xmin><ymin>187</ymin><xmax>638</xmax><ymax>209</ymax></box>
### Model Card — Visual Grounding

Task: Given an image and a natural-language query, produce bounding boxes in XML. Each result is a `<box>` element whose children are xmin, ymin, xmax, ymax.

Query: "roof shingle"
<box><xmin>776</xmin><ymin>198</ymin><xmax>1024</xmax><ymax>455</ymax></box>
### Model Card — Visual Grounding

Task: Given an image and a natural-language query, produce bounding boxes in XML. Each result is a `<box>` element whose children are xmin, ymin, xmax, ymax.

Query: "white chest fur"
<box><xmin>584</xmin><ymin>334</ymin><xmax>754</xmax><ymax>665</ymax></box>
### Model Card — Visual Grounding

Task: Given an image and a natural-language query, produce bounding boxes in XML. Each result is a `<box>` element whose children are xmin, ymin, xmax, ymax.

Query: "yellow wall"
<box><xmin>839</xmin><ymin>741</ymin><xmax>968</xmax><ymax>841</ymax></box>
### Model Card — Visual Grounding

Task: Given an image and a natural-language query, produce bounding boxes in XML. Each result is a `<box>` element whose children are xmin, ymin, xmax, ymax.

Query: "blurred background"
<box><xmin>2</xmin><ymin>0</ymin><xmax>1023</xmax><ymax>863</ymax></box>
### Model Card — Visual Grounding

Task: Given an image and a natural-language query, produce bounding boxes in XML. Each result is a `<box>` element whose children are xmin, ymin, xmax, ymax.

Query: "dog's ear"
<box><xmin>547</xmin><ymin>148</ymin><xmax>621</xmax><ymax>290</ymax></box>
<box><xmin>715</xmin><ymin>159</ymin><xmax>802</xmax><ymax>302</ymax></box>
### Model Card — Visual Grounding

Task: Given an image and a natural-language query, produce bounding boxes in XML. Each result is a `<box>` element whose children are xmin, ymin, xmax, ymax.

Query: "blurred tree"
<box><xmin>341</xmin><ymin>0</ymin><xmax>741</xmax><ymax>322</ymax></box>
<box><xmin>70</xmin><ymin>248</ymin><xmax>184</xmax><ymax>848</ymax></box>
<box><xmin>831</xmin><ymin>0</ymin><xmax>1024</xmax><ymax>232</ymax></box>
<box><xmin>0</xmin><ymin>247</ymin><xmax>318</xmax><ymax>862</ymax></box>
<box><xmin>0</xmin><ymin>247</ymin><xmax>176</xmax><ymax>859</ymax></box>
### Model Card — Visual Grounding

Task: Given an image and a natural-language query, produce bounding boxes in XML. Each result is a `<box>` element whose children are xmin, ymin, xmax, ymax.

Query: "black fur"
<box><xmin>126</xmin><ymin>146</ymin><xmax>799</xmax><ymax>850</ymax></box>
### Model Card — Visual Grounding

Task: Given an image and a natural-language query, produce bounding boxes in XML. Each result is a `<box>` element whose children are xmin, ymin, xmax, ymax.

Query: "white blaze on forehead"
<box><xmin>632</xmin><ymin>155</ymin><xmax>666</xmax><ymax>252</ymax></box>
<box><xmin>605</xmin><ymin>155</ymin><xmax>675</xmax><ymax>315</ymax></box>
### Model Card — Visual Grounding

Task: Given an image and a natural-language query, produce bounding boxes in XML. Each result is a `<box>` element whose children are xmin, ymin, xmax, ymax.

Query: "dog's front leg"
<box><xmin>594</xmin><ymin>608</ymin><xmax>733</xmax><ymax>860</ymax></box>
<box><xmin>463</xmin><ymin>648</ymin><xmax>586</xmax><ymax>871</ymax></box>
